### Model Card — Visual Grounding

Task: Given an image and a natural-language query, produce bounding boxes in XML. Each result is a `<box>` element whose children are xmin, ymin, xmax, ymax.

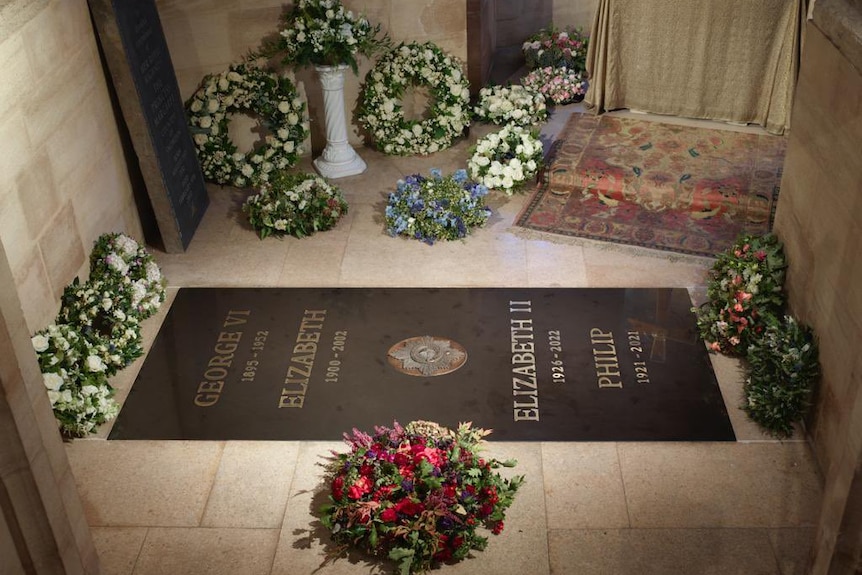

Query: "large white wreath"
<box><xmin>186</xmin><ymin>62</ymin><xmax>309</xmax><ymax>187</ymax></box>
<box><xmin>358</xmin><ymin>42</ymin><xmax>471</xmax><ymax>156</ymax></box>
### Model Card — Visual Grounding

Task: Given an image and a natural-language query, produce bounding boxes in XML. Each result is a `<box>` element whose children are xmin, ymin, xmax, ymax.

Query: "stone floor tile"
<box><xmin>91</xmin><ymin>527</ymin><xmax>147</xmax><ymax>575</ymax></box>
<box><xmin>154</xmin><ymin>239</ymin><xmax>289</xmax><ymax>288</ymax></box>
<box><xmin>200</xmin><ymin>441</ymin><xmax>301</xmax><ymax>528</ymax></box>
<box><xmin>582</xmin><ymin>244</ymin><xmax>712</xmax><ymax>287</ymax></box>
<box><xmin>768</xmin><ymin>527</ymin><xmax>815</xmax><ymax>575</ymax></box>
<box><xmin>132</xmin><ymin>527</ymin><xmax>278</xmax><ymax>575</ymax></box>
<box><xmin>618</xmin><ymin>442</ymin><xmax>822</xmax><ymax>528</ymax></box>
<box><xmin>542</xmin><ymin>443</ymin><xmax>630</xmax><ymax>529</ymax></box>
<box><xmin>66</xmin><ymin>441</ymin><xmax>223</xmax><ymax>527</ymax></box>
<box><xmin>525</xmin><ymin>239</ymin><xmax>589</xmax><ymax>287</ymax></box>
<box><xmin>548</xmin><ymin>528</ymin><xmax>780</xmax><ymax>575</ymax></box>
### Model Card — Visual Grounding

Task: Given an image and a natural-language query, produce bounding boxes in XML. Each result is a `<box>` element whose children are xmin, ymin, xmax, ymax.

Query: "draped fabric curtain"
<box><xmin>584</xmin><ymin>0</ymin><xmax>807</xmax><ymax>135</ymax></box>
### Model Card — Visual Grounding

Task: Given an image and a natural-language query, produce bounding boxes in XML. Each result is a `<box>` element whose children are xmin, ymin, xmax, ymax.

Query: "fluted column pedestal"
<box><xmin>313</xmin><ymin>64</ymin><xmax>366</xmax><ymax>179</ymax></box>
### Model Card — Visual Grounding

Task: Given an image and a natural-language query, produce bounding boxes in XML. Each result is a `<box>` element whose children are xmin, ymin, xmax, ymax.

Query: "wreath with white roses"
<box><xmin>467</xmin><ymin>125</ymin><xmax>543</xmax><ymax>195</ymax></box>
<box><xmin>186</xmin><ymin>62</ymin><xmax>309</xmax><ymax>187</ymax></box>
<box><xmin>358</xmin><ymin>42</ymin><xmax>471</xmax><ymax>156</ymax></box>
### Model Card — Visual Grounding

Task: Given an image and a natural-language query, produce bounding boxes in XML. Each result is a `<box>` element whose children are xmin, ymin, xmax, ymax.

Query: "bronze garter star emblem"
<box><xmin>387</xmin><ymin>336</ymin><xmax>468</xmax><ymax>377</ymax></box>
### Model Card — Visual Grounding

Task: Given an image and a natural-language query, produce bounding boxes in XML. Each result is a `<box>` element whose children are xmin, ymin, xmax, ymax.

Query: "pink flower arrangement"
<box><xmin>320</xmin><ymin>421</ymin><xmax>524</xmax><ymax>574</ymax></box>
<box><xmin>521</xmin><ymin>66</ymin><xmax>588</xmax><ymax>105</ymax></box>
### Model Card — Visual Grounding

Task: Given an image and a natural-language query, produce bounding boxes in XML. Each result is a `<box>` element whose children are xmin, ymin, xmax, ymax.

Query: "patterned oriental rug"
<box><xmin>516</xmin><ymin>114</ymin><xmax>786</xmax><ymax>257</ymax></box>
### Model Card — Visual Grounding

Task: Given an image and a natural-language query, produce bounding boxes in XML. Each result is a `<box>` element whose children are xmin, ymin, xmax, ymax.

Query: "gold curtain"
<box><xmin>584</xmin><ymin>0</ymin><xmax>806</xmax><ymax>135</ymax></box>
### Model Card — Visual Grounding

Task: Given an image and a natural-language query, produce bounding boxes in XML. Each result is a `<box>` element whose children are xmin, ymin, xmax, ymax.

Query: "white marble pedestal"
<box><xmin>313</xmin><ymin>64</ymin><xmax>366</xmax><ymax>179</ymax></box>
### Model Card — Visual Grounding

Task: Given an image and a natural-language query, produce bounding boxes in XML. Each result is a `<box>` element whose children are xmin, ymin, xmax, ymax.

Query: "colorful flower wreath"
<box><xmin>473</xmin><ymin>84</ymin><xmax>548</xmax><ymax>127</ymax></box>
<box><xmin>243</xmin><ymin>171</ymin><xmax>348</xmax><ymax>239</ymax></box>
<box><xmin>385</xmin><ymin>168</ymin><xmax>491</xmax><ymax>244</ymax></box>
<box><xmin>320</xmin><ymin>421</ymin><xmax>524</xmax><ymax>574</ymax></box>
<box><xmin>467</xmin><ymin>125</ymin><xmax>543</xmax><ymax>195</ymax></box>
<box><xmin>186</xmin><ymin>62</ymin><xmax>309</xmax><ymax>187</ymax></box>
<box><xmin>358</xmin><ymin>42</ymin><xmax>471</xmax><ymax>156</ymax></box>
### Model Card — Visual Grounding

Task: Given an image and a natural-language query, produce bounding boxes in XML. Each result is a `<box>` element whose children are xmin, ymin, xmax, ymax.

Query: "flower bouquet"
<box><xmin>522</xmin><ymin>26</ymin><xmax>589</xmax><ymax>74</ymax></box>
<box><xmin>31</xmin><ymin>323</ymin><xmax>120</xmax><ymax>437</ymax></box>
<box><xmin>473</xmin><ymin>84</ymin><xmax>547</xmax><ymax>127</ymax></box>
<box><xmin>243</xmin><ymin>171</ymin><xmax>348</xmax><ymax>239</ymax></box>
<box><xmin>693</xmin><ymin>234</ymin><xmax>787</xmax><ymax>356</ymax></box>
<box><xmin>385</xmin><ymin>169</ymin><xmax>491</xmax><ymax>244</ymax></box>
<box><xmin>320</xmin><ymin>421</ymin><xmax>524</xmax><ymax>574</ymax></box>
<box><xmin>270</xmin><ymin>0</ymin><xmax>389</xmax><ymax>72</ymax></box>
<box><xmin>521</xmin><ymin>66</ymin><xmax>588</xmax><ymax>105</ymax></box>
<box><xmin>89</xmin><ymin>232</ymin><xmax>166</xmax><ymax>320</ymax></box>
<box><xmin>467</xmin><ymin>125</ymin><xmax>543</xmax><ymax>195</ymax></box>
<box><xmin>743</xmin><ymin>315</ymin><xmax>819</xmax><ymax>437</ymax></box>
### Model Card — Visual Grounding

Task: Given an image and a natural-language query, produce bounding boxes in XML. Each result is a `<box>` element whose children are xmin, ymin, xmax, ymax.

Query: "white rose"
<box><xmin>47</xmin><ymin>390</ymin><xmax>61</xmax><ymax>406</ymax></box>
<box><xmin>194</xmin><ymin>133</ymin><xmax>208</xmax><ymax>146</ymax></box>
<box><xmin>241</xmin><ymin>164</ymin><xmax>254</xmax><ymax>177</ymax></box>
<box><xmin>283</xmin><ymin>141</ymin><xmax>295</xmax><ymax>153</ymax></box>
<box><xmin>43</xmin><ymin>372</ymin><xmax>63</xmax><ymax>391</ymax></box>
<box><xmin>81</xmin><ymin>385</ymin><xmax>99</xmax><ymax>396</ymax></box>
<box><xmin>207</xmin><ymin>99</ymin><xmax>219</xmax><ymax>113</ymax></box>
<box><xmin>278</xmin><ymin>101</ymin><xmax>291</xmax><ymax>113</ymax></box>
<box><xmin>85</xmin><ymin>355</ymin><xmax>106</xmax><ymax>373</ymax></box>
<box><xmin>190</xmin><ymin>100</ymin><xmax>203</xmax><ymax>113</ymax></box>
<box><xmin>199</xmin><ymin>116</ymin><xmax>212</xmax><ymax>129</ymax></box>
<box><xmin>218</xmin><ymin>77</ymin><xmax>229</xmax><ymax>91</ymax></box>
<box><xmin>32</xmin><ymin>334</ymin><xmax>49</xmax><ymax>352</ymax></box>
<box><xmin>287</xmin><ymin>112</ymin><xmax>299</xmax><ymax>125</ymax></box>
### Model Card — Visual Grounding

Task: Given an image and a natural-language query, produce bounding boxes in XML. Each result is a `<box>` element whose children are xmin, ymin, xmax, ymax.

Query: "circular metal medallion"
<box><xmin>387</xmin><ymin>336</ymin><xmax>468</xmax><ymax>377</ymax></box>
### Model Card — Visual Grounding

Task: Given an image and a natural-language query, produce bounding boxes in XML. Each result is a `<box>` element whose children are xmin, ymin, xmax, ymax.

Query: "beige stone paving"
<box><xmin>65</xmin><ymin>105</ymin><xmax>822</xmax><ymax>574</ymax></box>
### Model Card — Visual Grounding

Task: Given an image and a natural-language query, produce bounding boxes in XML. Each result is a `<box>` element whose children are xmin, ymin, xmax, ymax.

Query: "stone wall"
<box><xmin>155</xmin><ymin>0</ymin><xmax>468</xmax><ymax>151</ymax></box>
<box><xmin>0</xmin><ymin>0</ymin><xmax>142</xmax><ymax>334</ymax></box>
<box><xmin>772</xmin><ymin>0</ymin><xmax>862</xmax><ymax>571</ymax></box>
<box><xmin>0</xmin><ymin>0</ymin><xmax>139</xmax><ymax>572</ymax></box>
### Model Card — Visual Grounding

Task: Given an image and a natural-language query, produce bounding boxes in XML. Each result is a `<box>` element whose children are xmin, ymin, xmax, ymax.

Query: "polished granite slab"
<box><xmin>109</xmin><ymin>288</ymin><xmax>735</xmax><ymax>441</ymax></box>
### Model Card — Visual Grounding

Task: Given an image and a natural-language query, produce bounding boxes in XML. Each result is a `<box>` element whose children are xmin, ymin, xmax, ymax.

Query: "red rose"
<box><xmin>380</xmin><ymin>508</ymin><xmax>397</xmax><ymax>522</ymax></box>
<box><xmin>332</xmin><ymin>476</ymin><xmax>345</xmax><ymax>500</ymax></box>
<box><xmin>492</xmin><ymin>521</ymin><xmax>504</xmax><ymax>534</ymax></box>
<box><xmin>348</xmin><ymin>476</ymin><xmax>372</xmax><ymax>500</ymax></box>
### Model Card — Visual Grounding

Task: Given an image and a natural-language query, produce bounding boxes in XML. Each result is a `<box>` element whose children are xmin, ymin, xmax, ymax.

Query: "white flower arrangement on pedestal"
<box><xmin>186</xmin><ymin>62</ymin><xmax>309</xmax><ymax>187</ymax></box>
<box><xmin>473</xmin><ymin>85</ymin><xmax>548</xmax><ymax>127</ymax></box>
<box><xmin>358</xmin><ymin>42</ymin><xmax>471</xmax><ymax>156</ymax></box>
<box><xmin>467</xmin><ymin>125</ymin><xmax>543</xmax><ymax>195</ymax></box>
<box><xmin>271</xmin><ymin>0</ymin><xmax>388</xmax><ymax>72</ymax></box>
<box><xmin>31</xmin><ymin>233</ymin><xmax>167</xmax><ymax>437</ymax></box>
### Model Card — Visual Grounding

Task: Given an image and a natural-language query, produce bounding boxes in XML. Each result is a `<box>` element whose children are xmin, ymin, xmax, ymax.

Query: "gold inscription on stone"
<box><xmin>591</xmin><ymin>328</ymin><xmax>622</xmax><ymax>389</ymax></box>
<box><xmin>510</xmin><ymin>300</ymin><xmax>539</xmax><ymax>422</ymax></box>
<box><xmin>279</xmin><ymin>309</ymin><xmax>327</xmax><ymax>408</ymax></box>
<box><xmin>194</xmin><ymin>310</ymin><xmax>249</xmax><ymax>407</ymax></box>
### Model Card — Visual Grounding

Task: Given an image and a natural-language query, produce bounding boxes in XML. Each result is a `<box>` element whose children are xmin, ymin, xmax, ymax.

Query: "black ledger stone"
<box><xmin>109</xmin><ymin>287</ymin><xmax>736</xmax><ymax>442</ymax></box>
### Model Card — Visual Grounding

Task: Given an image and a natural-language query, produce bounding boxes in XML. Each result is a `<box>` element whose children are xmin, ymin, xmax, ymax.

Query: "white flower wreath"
<box><xmin>473</xmin><ymin>84</ymin><xmax>548</xmax><ymax>127</ymax></box>
<box><xmin>358</xmin><ymin>42</ymin><xmax>471</xmax><ymax>156</ymax></box>
<box><xmin>467</xmin><ymin>125</ymin><xmax>543</xmax><ymax>195</ymax></box>
<box><xmin>186</xmin><ymin>62</ymin><xmax>309</xmax><ymax>187</ymax></box>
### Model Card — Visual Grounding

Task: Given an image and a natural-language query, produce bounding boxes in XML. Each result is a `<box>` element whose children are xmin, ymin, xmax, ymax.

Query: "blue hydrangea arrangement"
<box><xmin>385</xmin><ymin>169</ymin><xmax>491</xmax><ymax>244</ymax></box>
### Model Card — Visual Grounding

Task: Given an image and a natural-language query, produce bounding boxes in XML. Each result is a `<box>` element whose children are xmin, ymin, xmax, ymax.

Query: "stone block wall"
<box><xmin>0</xmin><ymin>0</ymin><xmax>141</xmax><ymax>334</ymax></box>
<box><xmin>772</xmin><ymin>0</ymin><xmax>862</xmax><ymax>571</ymax></box>
<box><xmin>155</xmin><ymin>0</ymin><xmax>467</xmax><ymax>151</ymax></box>
<box><xmin>553</xmin><ymin>0</ymin><xmax>600</xmax><ymax>32</ymax></box>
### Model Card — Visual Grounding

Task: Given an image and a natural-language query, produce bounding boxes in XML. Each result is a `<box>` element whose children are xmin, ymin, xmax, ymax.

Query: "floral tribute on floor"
<box><xmin>31</xmin><ymin>233</ymin><xmax>166</xmax><ymax>437</ymax></box>
<box><xmin>520</xmin><ymin>26</ymin><xmax>589</xmax><ymax>105</ymax></box>
<box><xmin>385</xmin><ymin>169</ymin><xmax>491</xmax><ymax>244</ymax></box>
<box><xmin>320</xmin><ymin>420</ymin><xmax>524</xmax><ymax>575</ymax></box>
<box><xmin>693</xmin><ymin>233</ymin><xmax>820</xmax><ymax>437</ymax></box>
<box><xmin>243</xmin><ymin>171</ymin><xmax>348</xmax><ymax>239</ymax></box>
